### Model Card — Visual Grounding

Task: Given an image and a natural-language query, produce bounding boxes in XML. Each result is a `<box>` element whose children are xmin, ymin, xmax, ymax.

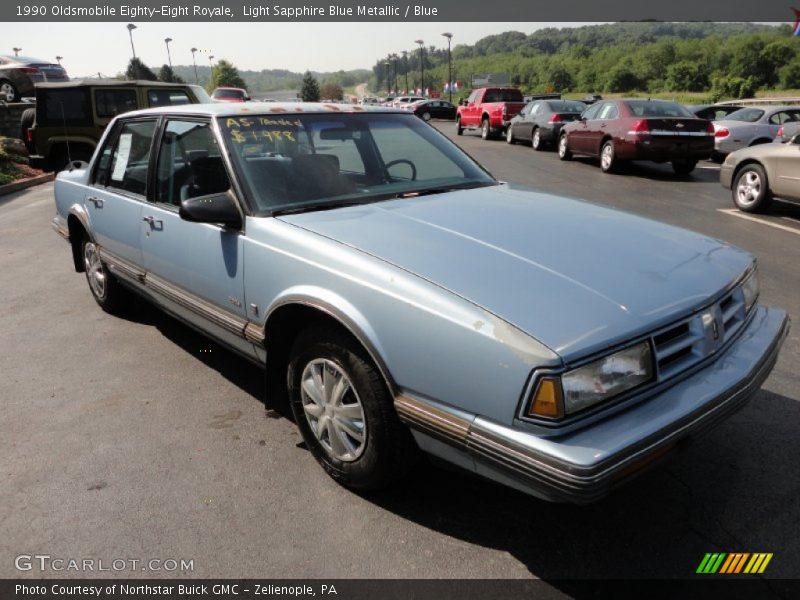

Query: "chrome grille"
<box><xmin>652</xmin><ymin>287</ymin><xmax>746</xmax><ymax>381</ymax></box>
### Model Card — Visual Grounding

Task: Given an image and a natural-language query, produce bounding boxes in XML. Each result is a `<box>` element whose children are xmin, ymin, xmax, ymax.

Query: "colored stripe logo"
<box><xmin>697</xmin><ymin>553</ymin><xmax>773</xmax><ymax>574</ymax></box>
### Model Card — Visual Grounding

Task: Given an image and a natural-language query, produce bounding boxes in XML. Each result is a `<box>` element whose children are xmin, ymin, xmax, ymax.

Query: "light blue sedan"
<box><xmin>52</xmin><ymin>103</ymin><xmax>789</xmax><ymax>503</ymax></box>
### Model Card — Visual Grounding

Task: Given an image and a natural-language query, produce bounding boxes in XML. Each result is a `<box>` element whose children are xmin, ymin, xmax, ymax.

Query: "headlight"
<box><xmin>741</xmin><ymin>267</ymin><xmax>759</xmax><ymax>312</ymax></box>
<box><xmin>528</xmin><ymin>341</ymin><xmax>654</xmax><ymax>418</ymax></box>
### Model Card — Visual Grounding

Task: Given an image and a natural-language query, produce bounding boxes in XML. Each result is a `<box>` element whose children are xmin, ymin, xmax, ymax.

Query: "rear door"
<box><xmin>85</xmin><ymin>118</ymin><xmax>158</xmax><ymax>271</ymax></box>
<box><xmin>587</xmin><ymin>102</ymin><xmax>618</xmax><ymax>155</ymax></box>
<box><xmin>570</xmin><ymin>103</ymin><xmax>601</xmax><ymax>153</ymax></box>
<box><xmin>140</xmin><ymin>117</ymin><xmax>251</xmax><ymax>354</ymax></box>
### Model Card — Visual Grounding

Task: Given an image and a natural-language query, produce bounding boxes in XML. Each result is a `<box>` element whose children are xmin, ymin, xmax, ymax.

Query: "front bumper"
<box><xmin>720</xmin><ymin>162</ymin><xmax>735</xmax><ymax>189</ymax></box>
<box><xmin>396</xmin><ymin>306</ymin><xmax>789</xmax><ymax>503</ymax></box>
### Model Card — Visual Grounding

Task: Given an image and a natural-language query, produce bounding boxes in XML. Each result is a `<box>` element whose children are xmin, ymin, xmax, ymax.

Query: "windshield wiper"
<box><xmin>271</xmin><ymin>198</ymin><xmax>372</xmax><ymax>216</ymax></box>
<box><xmin>396</xmin><ymin>181</ymin><xmax>498</xmax><ymax>199</ymax></box>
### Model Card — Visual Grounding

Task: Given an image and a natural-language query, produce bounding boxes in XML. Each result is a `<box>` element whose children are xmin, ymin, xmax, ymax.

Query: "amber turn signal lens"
<box><xmin>529</xmin><ymin>377</ymin><xmax>563</xmax><ymax>418</ymax></box>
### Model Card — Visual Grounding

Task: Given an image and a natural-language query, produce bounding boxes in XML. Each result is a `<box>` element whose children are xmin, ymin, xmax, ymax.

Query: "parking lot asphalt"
<box><xmin>0</xmin><ymin>124</ymin><xmax>798</xmax><ymax>588</ymax></box>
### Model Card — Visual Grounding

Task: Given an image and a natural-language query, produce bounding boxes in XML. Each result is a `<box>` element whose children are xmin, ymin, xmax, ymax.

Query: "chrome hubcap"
<box><xmin>736</xmin><ymin>171</ymin><xmax>761</xmax><ymax>206</ymax></box>
<box><xmin>83</xmin><ymin>242</ymin><xmax>106</xmax><ymax>298</ymax></box>
<box><xmin>559</xmin><ymin>136</ymin><xmax>567</xmax><ymax>156</ymax></box>
<box><xmin>601</xmin><ymin>145</ymin><xmax>613</xmax><ymax>169</ymax></box>
<box><xmin>422</xmin><ymin>112</ymin><xmax>430</xmax><ymax>121</ymax></box>
<box><xmin>507</xmin><ymin>127</ymin><xmax>513</xmax><ymax>142</ymax></box>
<box><xmin>533</xmin><ymin>130</ymin><xmax>540</xmax><ymax>147</ymax></box>
<box><xmin>0</xmin><ymin>83</ymin><xmax>14</xmax><ymax>101</ymax></box>
<box><xmin>300</xmin><ymin>359</ymin><xmax>366</xmax><ymax>462</ymax></box>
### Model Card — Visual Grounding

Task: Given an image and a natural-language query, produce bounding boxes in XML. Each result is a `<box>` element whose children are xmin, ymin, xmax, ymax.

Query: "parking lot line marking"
<box><xmin>718</xmin><ymin>208</ymin><xmax>800</xmax><ymax>236</ymax></box>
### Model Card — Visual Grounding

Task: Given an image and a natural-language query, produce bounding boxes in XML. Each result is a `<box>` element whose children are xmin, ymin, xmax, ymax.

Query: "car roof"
<box><xmin>118</xmin><ymin>102</ymin><xmax>407</xmax><ymax>118</ymax></box>
<box><xmin>36</xmin><ymin>79</ymin><xmax>202</xmax><ymax>89</ymax></box>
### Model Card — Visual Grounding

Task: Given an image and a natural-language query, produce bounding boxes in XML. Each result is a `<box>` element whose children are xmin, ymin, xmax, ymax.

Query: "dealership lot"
<box><xmin>1</xmin><ymin>124</ymin><xmax>798</xmax><ymax>586</ymax></box>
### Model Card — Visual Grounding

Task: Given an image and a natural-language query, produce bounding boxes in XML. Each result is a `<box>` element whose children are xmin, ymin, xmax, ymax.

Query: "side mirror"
<box><xmin>179</xmin><ymin>192</ymin><xmax>242</xmax><ymax>229</ymax></box>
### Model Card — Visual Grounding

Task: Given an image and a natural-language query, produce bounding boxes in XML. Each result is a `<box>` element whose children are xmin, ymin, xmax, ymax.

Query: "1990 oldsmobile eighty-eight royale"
<box><xmin>52</xmin><ymin>103</ymin><xmax>789</xmax><ymax>503</ymax></box>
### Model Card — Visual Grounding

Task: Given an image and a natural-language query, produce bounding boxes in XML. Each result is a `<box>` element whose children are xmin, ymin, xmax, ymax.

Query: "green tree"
<box><xmin>779</xmin><ymin>60</ymin><xmax>800</xmax><ymax>89</ymax></box>
<box><xmin>125</xmin><ymin>58</ymin><xmax>157</xmax><ymax>81</ymax></box>
<box><xmin>158</xmin><ymin>64</ymin><xmax>184</xmax><ymax>83</ymax></box>
<box><xmin>320</xmin><ymin>82</ymin><xmax>344</xmax><ymax>101</ymax></box>
<box><xmin>300</xmin><ymin>71</ymin><xmax>320</xmax><ymax>102</ymax></box>
<box><xmin>605</xmin><ymin>65</ymin><xmax>640</xmax><ymax>92</ymax></box>
<box><xmin>665</xmin><ymin>61</ymin><xmax>709</xmax><ymax>92</ymax></box>
<box><xmin>208</xmin><ymin>59</ymin><xmax>247</xmax><ymax>92</ymax></box>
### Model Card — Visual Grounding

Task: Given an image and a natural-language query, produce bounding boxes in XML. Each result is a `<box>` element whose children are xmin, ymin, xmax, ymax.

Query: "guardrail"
<box><xmin>716</xmin><ymin>97</ymin><xmax>800</xmax><ymax>107</ymax></box>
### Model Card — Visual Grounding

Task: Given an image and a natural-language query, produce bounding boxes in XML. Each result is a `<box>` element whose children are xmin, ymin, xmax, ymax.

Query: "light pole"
<box><xmin>442</xmin><ymin>32</ymin><xmax>453</xmax><ymax>102</ymax></box>
<box><xmin>414</xmin><ymin>39</ymin><xmax>424</xmax><ymax>95</ymax></box>
<box><xmin>164</xmin><ymin>37</ymin><xmax>173</xmax><ymax>68</ymax></box>
<box><xmin>392</xmin><ymin>54</ymin><xmax>399</xmax><ymax>95</ymax></box>
<box><xmin>126</xmin><ymin>24</ymin><xmax>137</xmax><ymax>59</ymax></box>
<box><xmin>12</xmin><ymin>47</ymin><xmax>22</xmax><ymax>57</ymax></box>
<box><xmin>383</xmin><ymin>60</ymin><xmax>391</xmax><ymax>96</ymax></box>
<box><xmin>401</xmin><ymin>51</ymin><xmax>409</xmax><ymax>94</ymax></box>
<box><xmin>190</xmin><ymin>47</ymin><xmax>198</xmax><ymax>83</ymax></box>
<box><xmin>55</xmin><ymin>56</ymin><xmax>63</xmax><ymax>65</ymax></box>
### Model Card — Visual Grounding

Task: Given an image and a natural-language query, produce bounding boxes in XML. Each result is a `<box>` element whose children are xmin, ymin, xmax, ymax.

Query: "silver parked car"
<box><xmin>51</xmin><ymin>103</ymin><xmax>788</xmax><ymax>503</ymax></box>
<box><xmin>712</xmin><ymin>105</ymin><xmax>800</xmax><ymax>160</ymax></box>
<box><xmin>720</xmin><ymin>133</ymin><xmax>800</xmax><ymax>212</ymax></box>
<box><xmin>775</xmin><ymin>121</ymin><xmax>800</xmax><ymax>143</ymax></box>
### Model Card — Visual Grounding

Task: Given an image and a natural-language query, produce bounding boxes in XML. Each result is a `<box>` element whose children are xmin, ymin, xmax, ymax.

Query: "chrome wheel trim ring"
<box><xmin>300</xmin><ymin>358</ymin><xmax>366</xmax><ymax>462</ymax></box>
<box><xmin>506</xmin><ymin>126</ymin><xmax>513</xmax><ymax>142</ymax></box>
<box><xmin>736</xmin><ymin>171</ymin><xmax>761</xmax><ymax>206</ymax></box>
<box><xmin>533</xmin><ymin>129</ymin><xmax>540</xmax><ymax>148</ymax></box>
<box><xmin>83</xmin><ymin>241</ymin><xmax>106</xmax><ymax>299</ymax></box>
<box><xmin>482</xmin><ymin>120</ymin><xmax>489</xmax><ymax>137</ymax></box>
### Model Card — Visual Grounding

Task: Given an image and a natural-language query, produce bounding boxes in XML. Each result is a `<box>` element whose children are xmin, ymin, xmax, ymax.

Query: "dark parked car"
<box><xmin>408</xmin><ymin>99</ymin><xmax>456</xmax><ymax>121</ymax></box>
<box><xmin>0</xmin><ymin>55</ymin><xmax>68</xmax><ymax>102</ymax></box>
<box><xmin>507</xmin><ymin>99</ymin><xmax>587</xmax><ymax>150</ymax></box>
<box><xmin>687</xmin><ymin>104</ymin><xmax>744</xmax><ymax>121</ymax></box>
<box><xmin>558</xmin><ymin>99</ymin><xmax>714</xmax><ymax>175</ymax></box>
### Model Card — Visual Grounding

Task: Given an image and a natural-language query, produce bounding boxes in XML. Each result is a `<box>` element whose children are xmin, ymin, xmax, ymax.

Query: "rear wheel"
<box><xmin>481</xmin><ymin>118</ymin><xmax>491</xmax><ymax>140</ymax></box>
<box><xmin>0</xmin><ymin>79</ymin><xmax>18</xmax><ymax>102</ymax></box>
<box><xmin>532</xmin><ymin>128</ymin><xmax>543</xmax><ymax>151</ymax></box>
<box><xmin>733</xmin><ymin>164</ymin><xmax>772</xmax><ymax>213</ymax></box>
<box><xmin>600</xmin><ymin>140</ymin><xmax>617</xmax><ymax>173</ymax></box>
<box><xmin>672</xmin><ymin>159</ymin><xmax>697</xmax><ymax>175</ymax></box>
<box><xmin>455</xmin><ymin>116</ymin><xmax>463</xmax><ymax>136</ymax></box>
<box><xmin>558</xmin><ymin>133</ymin><xmax>572</xmax><ymax>160</ymax></box>
<box><xmin>81</xmin><ymin>236</ymin><xmax>132</xmax><ymax>314</ymax></box>
<box><xmin>19</xmin><ymin>108</ymin><xmax>35</xmax><ymax>153</ymax></box>
<box><xmin>506</xmin><ymin>125</ymin><xmax>515</xmax><ymax>144</ymax></box>
<box><xmin>287</xmin><ymin>326</ymin><xmax>418</xmax><ymax>490</ymax></box>
<box><xmin>421</xmin><ymin>111</ymin><xmax>431</xmax><ymax>122</ymax></box>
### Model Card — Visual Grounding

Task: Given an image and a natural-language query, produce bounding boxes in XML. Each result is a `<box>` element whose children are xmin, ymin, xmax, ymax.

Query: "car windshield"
<box><xmin>625</xmin><ymin>101</ymin><xmax>694</xmax><ymax>118</ymax></box>
<box><xmin>725</xmin><ymin>108</ymin><xmax>765</xmax><ymax>123</ymax></box>
<box><xmin>547</xmin><ymin>101</ymin><xmax>586</xmax><ymax>113</ymax></box>
<box><xmin>219</xmin><ymin>112</ymin><xmax>497</xmax><ymax>215</ymax></box>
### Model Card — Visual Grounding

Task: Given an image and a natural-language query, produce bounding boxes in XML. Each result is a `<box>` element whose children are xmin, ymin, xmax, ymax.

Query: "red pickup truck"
<box><xmin>456</xmin><ymin>87</ymin><xmax>526</xmax><ymax>140</ymax></box>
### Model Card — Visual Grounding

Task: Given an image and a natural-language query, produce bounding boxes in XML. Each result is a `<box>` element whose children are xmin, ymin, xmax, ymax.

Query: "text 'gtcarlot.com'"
<box><xmin>14</xmin><ymin>554</ymin><xmax>194</xmax><ymax>572</ymax></box>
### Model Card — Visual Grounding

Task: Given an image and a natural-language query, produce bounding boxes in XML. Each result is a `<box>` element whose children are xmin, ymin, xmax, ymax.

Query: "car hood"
<box><xmin>278</xmin><ymin>185</ymin><xmax>752</xmax><ymax>360</ymax></box>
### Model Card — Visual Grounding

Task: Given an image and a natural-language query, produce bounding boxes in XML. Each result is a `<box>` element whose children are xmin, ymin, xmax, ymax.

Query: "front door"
<box><xmin>140</xmin><ymin>117</ymin><xmax>252</xmax><ymax>355</ymax></box>
<box><xmin>773</xmin><ymin>136</ymin><xmax>800</xmax><ymax>200</ymax></box>
<box><xmin>85</xmin><ymin>118</ymin><xmax>158</xmax><ymax>270</ymax></box>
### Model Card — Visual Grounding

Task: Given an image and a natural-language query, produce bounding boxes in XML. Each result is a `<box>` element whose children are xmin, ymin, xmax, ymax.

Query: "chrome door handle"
<box><xmin>87</xmin><ymin>196</ymin><xmax>103</xmax><ymax>208</ymax></box>
<box><xmin>142</xmin><ymin>216</ymin><xmax>163</xmax><ymax>229</ymax></box>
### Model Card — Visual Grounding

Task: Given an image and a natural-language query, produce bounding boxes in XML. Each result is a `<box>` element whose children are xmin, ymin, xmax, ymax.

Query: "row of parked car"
<box><xmin>446</xmin><ymin>86</ymin><xmax>800</xmax><ymax>213</ymax></box>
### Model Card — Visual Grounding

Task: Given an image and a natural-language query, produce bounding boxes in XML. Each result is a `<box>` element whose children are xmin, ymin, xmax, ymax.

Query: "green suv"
<box><xmin>24</xmin><ymin>79</ymin><xmax>210</xmax><ymax>171</ymax></box>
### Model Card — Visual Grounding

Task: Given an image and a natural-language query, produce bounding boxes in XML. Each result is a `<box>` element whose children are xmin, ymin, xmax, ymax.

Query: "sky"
<box><xmin>0</xmin><ymin>22</ymin><xmax>586</xmax><ymax>77</ymax></box>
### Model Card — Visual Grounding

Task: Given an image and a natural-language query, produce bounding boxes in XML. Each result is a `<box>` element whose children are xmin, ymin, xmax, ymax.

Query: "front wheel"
<box><xmin>287</xmin><ymin>326</ymin><xmax>418</xmax><ymax>490</ymax></box>
<box><xmin>672</xmin><ymin>159</ymin><xmax>697</xmax><ymax>175</ymax></box>
<box><xmin>733</xmin><ymin>164</ymin><xmax>772</xmax><ymax>213</ymax></box>
<box><xmin>455</xmin><ymin>117</ymin><xmax>463</xmax><ymax>136</ymax></box>
<box><xmin>558</xmin><ymin>133</ymin><xmax>572</xmax><ymax>160</ymax></box>
<box><xmin>81</xmin><ymin>236</ymin><xmax>132</xmax><ymax>314</ymax></box>
<box><xmin>421</xmin><ymin>111</ymin><xmax>431</xmax><ymax>122</ymax></box>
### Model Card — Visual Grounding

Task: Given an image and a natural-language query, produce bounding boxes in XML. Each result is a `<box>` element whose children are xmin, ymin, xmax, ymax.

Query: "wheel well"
<box><xmin>749</xmin><ymin>138</ymin><xmax>771</xmax><ymax>146</ymax></box>
<box><xmin>482</xmin><ymin>113</ymin><xmax>490</xmax><ymax>122</ymax></box>
<box><xmin>263</xmin><ymin>304</ymin><xmax>391</xmax><ymax>410</ymax></box>
<box><xmin>66</xmin><ymin>215</ymin><xmax>87</xmax><ymax>272</ymax></box>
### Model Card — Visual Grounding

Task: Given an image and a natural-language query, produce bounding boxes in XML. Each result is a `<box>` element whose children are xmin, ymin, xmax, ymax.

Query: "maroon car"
<box><xmin>557</xmin><ymin>99</ymin><xmax>714</xmax><ymax>175</ymax></box>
